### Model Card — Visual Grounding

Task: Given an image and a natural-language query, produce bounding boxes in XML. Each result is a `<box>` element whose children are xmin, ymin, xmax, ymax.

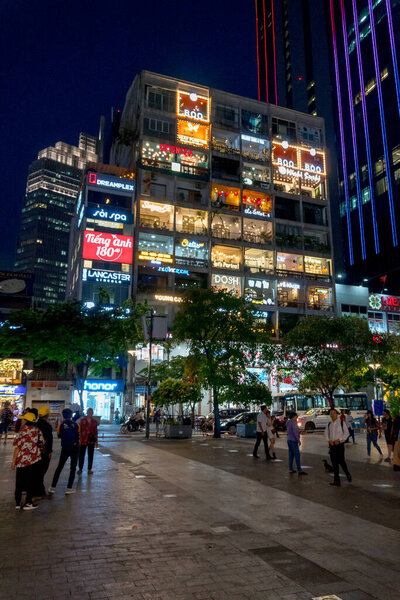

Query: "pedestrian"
<box><xmin>77</xmin><ymin>408</ymin><xmax>98</xmax><ymax>475</ymax></box>
<box><xmin>286</xmin><ymin>412</ymin><xmax>307</xmax><ymax>476</ymax></box>
<box><xmin>48</xmin><ymin>408</ymin><xmax>79</xmax><ymax>495</ymax></box>
<box><xmin>36</xmin><ymin>406</ymin><xmax>53</xmax><ymax>496</ymax></box>
<box><xmin>363</xmin><ymin>409</ymin><xmax>383</xmax><ymax>458</ymax></box>
<box><xmin>11</xmin><ymin>412</ymin><xmax>44</xmax><ymax>510</ymax></box>
<box><xmin>266</xmin><ymin>410</ymin><xmax>277</xmax><ymax>459</ymax></box>
<box><xmin>382</xmin><ymin>409</ymin><xmax>393</xmax><ymax>462</ymax></box>
<box><xmin>345</xmin><ymin>410</ymin><xmax>356</xmax><ymax>444</ymax></box>
<box><xmin>325</xmin><ymin>408</ymin><xmax>352</xmax><ymax>486</ymax></box>
<box><xmin>253</xmin><ymin>405</ymin><xmax>271</xmax><ymax>460</ymax></box>
<box><xmin>154</xmin><ymin>408</ymin><xmax>161</xmax><ymax>436</ymax></box>
<box><xmin>114</xmin><ymin>408</ymin><xmax>120</xmax><ymax>424</ymax></box>
<box><xmin>0</xmin><ymin>401</ymin><xmax>14</xmax><ymax>445</ymax></box>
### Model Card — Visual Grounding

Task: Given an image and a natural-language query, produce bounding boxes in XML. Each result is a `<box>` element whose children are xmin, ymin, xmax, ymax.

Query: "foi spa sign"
<box><xmin>82</xmin><ymin>231</ymin><xmax>133</xmax><ymax>264</ymax></box>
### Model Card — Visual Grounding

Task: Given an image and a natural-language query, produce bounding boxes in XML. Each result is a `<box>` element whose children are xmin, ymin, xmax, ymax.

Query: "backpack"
<box><xmin>59</xmin><ymin>419</ymin><xmax>79</xmax><ymax>447</ymax></box>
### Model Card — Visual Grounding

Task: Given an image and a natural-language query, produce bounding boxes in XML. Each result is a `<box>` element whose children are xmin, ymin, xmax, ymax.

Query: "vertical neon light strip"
<box><xmin>329</xmin><ymin>0</ymin><xmax>354</xmax><ymax>264</ymax></box>
<box><xmin>341</xmin><ymin>0</ymin><xmax>366</xmax><ymax>260</ymax></box>
<box><xmin>263</xmin><ymin>0</ymin><xmax>269</xmax><ymax>102</ymax></box>
<box><xmin>255</xmin><ymin>0</ymin><xmax>261</xmax><ymax>101</ymax></box>
<box><xmin>352</xmin><ymin>0</ymin><xmax>379</xmax><ymax>254</ymax></box>
<box><xmin>271</xmin><ymin>0</ymin><xmax>278</xmax><ymax>104</ymax></box>
<box><xmin>368</xmin><ymin>0</ymin><xmax>398</xmax><ymax>247</ymax></box>
<box><xmin>385</xmin><ymin>0</ymin><xmax>400</xmax><ymax>118</ymax></box>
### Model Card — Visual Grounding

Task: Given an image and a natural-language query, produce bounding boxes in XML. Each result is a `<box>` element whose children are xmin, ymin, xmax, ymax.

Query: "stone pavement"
<box><xmin>0</xmin><ymin>427</ymin><xmax>399</xmax><ymax>600</ymax></box>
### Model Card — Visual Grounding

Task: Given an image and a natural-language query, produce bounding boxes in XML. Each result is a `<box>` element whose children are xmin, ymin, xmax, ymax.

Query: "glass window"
<box><xmin>375</xmin><ymin>177</ymin><xmax>388</xmax><ymax>196</ymax></box>
<box><xmin>304</xmin><ymin>256</ymin><xmax>332</xmax><ymax>278</ymax></box>
<box><xmin>275</xmin><ymin>196</ymin><xmax>301</xmax><ymax>221</ymax></box>
<box><xmin>244</xmin><ymin>277</ymin><xmax>274</xmax><ymax>307</ymax></box>
<box><xmin>272</xmin><ymin>117</ymin><xmax>296</xmax><ymax>141</ymax></box>
<box><xmin>212</xmin><ymin>130</ymin><xmax>240</xmax><ymax>154</ymax></box>
<box><xmin>212</xmin><ymin>156</ymin><xmax>240</xmax><ymax>182</ymax></box>
<box><xmin>307</xmin><ymin>286</ymin><xmax>333</xmax><ymax>311</ymax></box>
<box><xmin>241</xmin><ymin>135</ymin><xmax>270</xmax><ymax>161</ymax></box>
<box><xmin>175</xmin><ymin>238</ymin><xmax>208</xmax><ymax>266</ymax></box>
<box><xmin>392</xmin><ymin>146</ymin><xmax>400</xmax><ymax>166</ymax></box>
<box><xmin>362</xmin><ymin>187</ymin><xmax>371</xmax><ymax>204</ymax></box>
<box><xmin>241</xmin><ymin>110</ymin><xmax>268</xmax><ymax>135</ymax></box>
<box><xmin>212</xmin><ymin>184</ymin><xmax>241</xmax><ymax>211</ymax></box>
<box><xmin>243</xmin><ymin>190</ymin><xmax>272</xmax><ymax>217</ymax></box>
<box><xmin>215</xmin><ymin>104</ymin><xmax>239</xmax><ymax>128</ymax></box>
<box><xmin>303</xmin><ymin>230</ymin><xmax>329</xmax><ymax>253</ymax></box>
<box><xmin>211</xmin><ymin>245</ymin><xmax>241</xmax><ymax>270</ymax></box>
<box><xmin>277</xmin><ymin>281</ymin><xmax>303</xmax><ymax>308</ymax></box>
<box><xmin>141</xmin><ymin>141</ymin><xmax>209</xmax><ymax>176</ymax></box>
<box><xmin>177</xmin><ymin>187</ymin><xmax>206</xmax><ymax>206</ymax></box>
<box><xmin>244</xmin><ymin>248</ymin><xmax>274</xmax><ymax>274</ymax></box>
<box><xmin>211</xmin><ymin>213</ymin><xmax>241</xmax><ymax>240</ymax></box>
<box><xmin>303</xmin><ymin>202</ymin><xmax>327</xmax><ymax>226</ymax></box>
<box><xmin>243</xmin><ymin>219</ymin><xmax>272</xmax><ymax>244</ymax></box>
<box><xmin>150</xmin><ymin>183</ymin><xmax>166</xmax><ymax>198</ymax></box>
<box><xmin>143</xmin><ymin>118</ymin><xmax>173</xmax><ymax>138</ymax></box>
<box><xmin>175</xmin><ymin>207</ymin><xmax>208</xmax><ymax>235</ymax></box>
<box><xmin>298</xmin><ymin>125</ymin><xmax>322</xmax><ymax>146</ymax></box>
<box><xmin>138</xmin><ymin>233</ymin><xmax>173</xmax><ymax>264</ymax></box>
<box><xmin>374</xmin><ymin>157</ymin><xmax>385</xmax><ymax>176</ymax></box>
<box><xmin>276</xmin><ymin>252</ymin><xmax>303</xmax><ymax>274</ymax></box>
<box><xmin>139</xmin><ymin>200</ymin><xmax>174</xmax><ymax>231</ymax></box>
<box><xmin>242</xmin><ymin>162</ymin><xmax>270</xmax><ymax>188</ymax></box>
<box><xmin>211</xmin><ymin>273</ymin><xmax>242</xmax><ymax>296</ymax></box>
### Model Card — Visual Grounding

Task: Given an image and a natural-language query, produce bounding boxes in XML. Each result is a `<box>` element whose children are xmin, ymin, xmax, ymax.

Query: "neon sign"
<box><xmin>82</xmin><ymin>231</ymin><xmax>133</xmax><ymax>264</ymax></box>
<box><xmin>272</xmin><ymin>140</ymin><xmax>326</xmax><ymax>180</ymax></box>
<box><xmin>369</xmin><ymin>293</ymin><xmax>400</xmax><ymax>313</ymax></box>
<box><xmin>279</xmin><ymin>281</ymin><xmax>301</xmax><ymax>290</ymax></box>
<box><xmin>0</xmin><ymin>384</ymin><xmax>25</xmax><ymax>395</ymax></box>
<box><xmin>177</xmin><ymin>120</ymin><xmax>210</xmax><ymax>148</ymax></box>
<box><xmin>157</xmin><ymin>266</ymin><xmax>190</xmax><ymax>276</ymax></box>
<box><xmin>159</xmin><ymin>144</ymin><xmax>194</xmax><ymax>156</ymax></box>
<box><xmin>138</xmin><ymin>250</ymin><xmax>173</xmax><ymax>265</ymax></box>
<box><xmin>87</xmin><ymin>173</ymin><xmax>135</xmax><ymax>192</ymax></box>
<box><xmin>82</xmin><ymin>269</ymin><xmax>131</xmax><ymax>284</ymax></box>
<box><xmin>86</xmin><ymin>205</ymin><xmax>133</xmax><ymax>224</ymax></box>
<box><xmin>181</xmin><ymin>239</ymin><xmax>204</xmax><ymax>249</ymax></box>
<box><xmin>212</xmin><ymin>274</ymin><xmax>240</xmax><ymax>286</ymax></box>
<box><xmin>141</xmin><ymin>201</ymin><xmax>172</xmax><ymax>213</ymax></box>
<box><xmin>154</xmin><ymin>295</ymin><xmax>183</xmax><ymax>303</ymax></box>
<box><xmin>84</xmin><ymin>380</ymin><xmax>125</xmax><ymax>392</ymax></box>
<box><xmin>177</xmin><ymin>91</ymin><xmax>210</xmax><ymax>123</ymax></box>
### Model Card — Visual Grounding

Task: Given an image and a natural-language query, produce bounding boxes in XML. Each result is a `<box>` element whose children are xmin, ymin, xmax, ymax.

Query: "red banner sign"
<box><xmin>82</xmin><ymin>231</ymin><xmax>133</xmax><ymax>264</ymax></box>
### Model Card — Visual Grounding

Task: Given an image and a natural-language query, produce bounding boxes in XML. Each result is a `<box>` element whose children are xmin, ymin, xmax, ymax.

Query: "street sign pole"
<box><xmin>145</xmin><ymin>309</ymin><xmax>154</xmax><ymax>439</ymax></box>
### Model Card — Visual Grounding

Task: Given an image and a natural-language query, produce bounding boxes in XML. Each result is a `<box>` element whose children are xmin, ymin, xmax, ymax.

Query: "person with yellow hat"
<box><xmin>11</xmin><ymin>411</ymin><xmax>44</xmax><ymax>510</ymax></box>
<box><xmin>36</xmin><ymin>406</ymin><xmax>53</xmax><ymax>497</ymax></box>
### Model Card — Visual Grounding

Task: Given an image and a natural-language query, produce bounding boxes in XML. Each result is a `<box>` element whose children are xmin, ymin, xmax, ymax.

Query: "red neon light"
<box><xmin>82</xmin><ymin>231</ymin><xmax>133</xmax><ymax>264</ymax></box>
<box><xmin>255</xmin><ymin>0</ymin><xmax>261</xmax><ymax>101</ymax></box>
<box><xmin>271</xmin><ymin>0</ymin><xmax>278</xmax><ymax>104</ymax></box>
<box><xmin>159</xmin><ymin>144</ymin><xmax>194</xmax><ymax>156</ymax></box>
<box><xmin>263</xmin><ymin>0</ymin><xmax>269</xmax><ymax>102</ymax></box>
<box><xmin>88</xmin><ymin>173</ymin><xmax>97</xmax><ymax>184</ymax></box>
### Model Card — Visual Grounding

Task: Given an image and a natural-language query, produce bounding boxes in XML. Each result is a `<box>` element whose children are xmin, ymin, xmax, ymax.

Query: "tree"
<box><xmin>173</xmin><ymin>288</ymin><xmax>271</xmax><ymax>437</ymax></box>
<box><xmin>272</xmin><ymin>316</ymin><xmax>375</xmax><ymax>407</ymax></box>
<box><xmin>151</xmin><ymin>377</ymin><xmax>201</xmax><ymax>422</ymax></box>
<box><xmin>0</xmin><ymin>301</ymin><xmax>146</xmax><ymax>408</ymax></box>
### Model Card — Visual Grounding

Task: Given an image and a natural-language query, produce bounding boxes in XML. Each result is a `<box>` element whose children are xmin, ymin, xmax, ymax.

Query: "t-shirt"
<box><xmin>256</xmin><ymin>412</ymin><xmax>267</xmax><ymax>433</ymax></box>
<box><xmin>325</xmin><ymin>418</ymin><xmax>349</xmax><ymax>443</ymax></box>
<box><xmin>0</xmin><ymin>407</ymin><xmax>13</xmax><ymax>423</ymax></box>
<box><xmin>13</xmin><ymin>425</ymin><xmax>43</xmax><ymax>467</ymax></box>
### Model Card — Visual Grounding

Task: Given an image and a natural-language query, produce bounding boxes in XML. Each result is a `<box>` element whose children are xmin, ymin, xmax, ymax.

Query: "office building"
<box><xmin>106</xmin><ymin>70</ymin><xmax>335</xmax><ymax>336</ymax></box>
<box><xmin>255</xmin><ymin>0</ymin><xmax>400</xmax><ymax>292</ymax></box>
<box><xmin>15</xmin><ymin>133</ymin><xmax>100</xmax><ymax>306</ymax></box>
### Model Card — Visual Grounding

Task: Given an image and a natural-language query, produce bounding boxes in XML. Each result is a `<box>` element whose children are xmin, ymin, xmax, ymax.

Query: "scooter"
<box><xmin>120</xmin><ymin>417</ymin><xmax>140</xmax><ymax>434</ymax></box>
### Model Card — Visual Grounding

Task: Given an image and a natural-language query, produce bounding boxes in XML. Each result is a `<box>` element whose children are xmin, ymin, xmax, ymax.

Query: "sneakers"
<box><xmin>88</xmin><ymin>470</ymin><xmax>94</xmax><ymax>475</ymax></box>
<box><xmin>23</xmin><ymin>503</ymin><xmax>38</xmax><ymax>510</ymax></box>
<box><xmin>65</xmin><ymin>488</ymin><xmax>75</xmax><ymax>495</ymax></box>
<box><xmin>298</xmin><ymin>471</ymin><xmax>308</xmax><ymax>476</ymax></box>
<box><xmin>15</xmin><ymin>505</ymin><xmax>21</xmax><ymax>510</ymax></box>
<box><xmin>48</xmin><ymin>486</ymin><xmax>56</xmax><ymax>494</ymax></box>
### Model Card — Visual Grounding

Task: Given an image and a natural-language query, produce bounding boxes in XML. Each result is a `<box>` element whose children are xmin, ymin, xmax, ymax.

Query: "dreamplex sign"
<box><xmin>87</xmin><ymin>173</ymin><xmax>134</xmax><ymax>192</ymax></box>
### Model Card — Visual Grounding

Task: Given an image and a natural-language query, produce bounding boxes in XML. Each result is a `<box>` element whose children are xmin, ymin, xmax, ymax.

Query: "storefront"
<box><xmin>175</xmin><ymin>237</ymin><xmax>208</xmax><ymax>267</ymax></box>
<box><xmin>0</xmin><ymin>384</ymin><xmax>25</xmax><ymax>416</ymax></box>
<box><xmin>304</xmin><ymin>256</ymin><xmax>331</xmax><ymax>280</ymax></box>
<box><xmin>211</xmin><ymin>245</ymin><xmax>241</xmax><ymax>270</ymax></box>
<box><xmin>277</xmin><ymin>281</ymin><xmax>303</xmax><ymax>309</ymax></box>
<box><xmin>211</xmin><ymin>273</ymin><xmax>242</xmax><ymax>295</ymax></box>
<box><xmin>244</xmin><ymin>248</ymin><xmax>274</xmax><ymax>274</ymax></box>
<box><xmin>74</xmin><ymin>379</ymin><xmax>125</xmax><ymax>423</ymax></box>
<box><xmin>175</xmin><ymin>207</ymin><xmax>208</xmax><ymax>235</ymax></box>
<box><xmin>139</xmin><ymin>199</ymin><xmax>174</xmax><ymax>231</ymax></box>
<box><xmin>276</xmin><ymin>252</ymin><xmax>303</xmax><ymax>276</ymax></box>
<box><xmin>244</xmin><ymin>277</ymin><xmax>275</xmax><ymax>307</ymax></box>
<box><xmin>307</xmin><ymin>287</ymin><xmax>333</xmax><ymax>311</ymax></box>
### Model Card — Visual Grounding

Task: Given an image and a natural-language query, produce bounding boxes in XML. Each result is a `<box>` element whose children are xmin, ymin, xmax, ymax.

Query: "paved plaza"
<box><xmin>0</xmin><ymin>426</ymin><xmax>399</xmax><ymax>600</ymax></box>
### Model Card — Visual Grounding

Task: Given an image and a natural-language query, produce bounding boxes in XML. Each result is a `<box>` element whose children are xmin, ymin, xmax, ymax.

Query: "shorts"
<box><xmin>0</xmin><ymin>422</ymin><xmax>11</xmax><ymax>434</ymax></box>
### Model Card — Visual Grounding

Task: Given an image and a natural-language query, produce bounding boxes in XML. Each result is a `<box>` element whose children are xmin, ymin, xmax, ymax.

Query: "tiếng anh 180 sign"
<box><xmin>82</xmin><ymin>231</ymin><xmax>133</xmax><ymax>264</ymax></box>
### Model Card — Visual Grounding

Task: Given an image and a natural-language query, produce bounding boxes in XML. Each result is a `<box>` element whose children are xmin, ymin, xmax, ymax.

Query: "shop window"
<box><xmin>138</xmin><ymin>233</ymin><xmax>173</xmax><ymax>264</ymax></box>
<box><xmin>175</xmin><ymin>273</ymin><xmax>208</xmax><ymax>291</ymax></box>
<box><xmin>375</xmin><ymin>177</ymin><xmax>388</xmax><ymax>196</ymax></box>
<box><xmin>307</xmin><ymin>287</ymin><xmax>333</xmax><ymax>311</ymax></box>
<box><xmin>244</xmin><ymin>248</ymin><xmax>274</xmax><ymax>274</ymax></box>
<box><xmin>241</xmin><ymin>135</ymin><xmax>270</xmax><ymax>162</ymax></box>
<box><xmin>368</xmin><ymin>312</ymin><xmax>386</xmax><ymax>334</ymax></box>
<box><xmin>212</xmin><ymin>156</ymin><xmax>240</xmax><ymax>182</ymax></box>
<box><xmin>244</xmin><ymin>277</ymin><xmax>274</xmax><ymax>307</ymax></box>
<box><xmin>211</xmin><ymin>273</ymin><xmax>242</xmax><ymax>296</ymax></box>
<box><xmin>304</xmin><ymin>256</ymin><xmax>331</xmax><ymax>280</ymax></box>
<box><xmin>275</xmin><ymin>197</ymin><xmax>300</xmax><ymax>221</ymax></box>
<box><xmin>141</xmin><ymin>141</ymin><xmax>209</xmax><ymax>177</ymax></box>
<box><xmin>175</xmin><ymin>237</ymin><xmax>208</xmax><ymax>267</ymax></box>
<box><xmin>211</xmin><ymin>245</ymin><xmax>242</xmax><ymax>270</ymax></box>
<box><xmin>143</xmin><ymin>118</ymin><xmax>174</xmax><ymax>139</ymax></box>
<box><xmin>277</xmin><ymin>281</ymin><xmax>303</xmax><ymax>309</ymax></box>
<box><xmin>303</xmin><ymin>202</ymin><xmax>327</xmax><ymax>226</ymax></box>
<box><xmin>139</xmin><ymin>200</ymin><xmax>174</xmax><ymax>231</ymax></box>
<box><xmin>276</xmin><ymin>253</ymin><xmax>303</xmax><ymax>275</ymax></box>
<box><xmin>175</xmin><ymin>207</ymin><xmax>208</xmax><ymax>235</ymax></box>
<box><xmin>212</xmin><ymin>184</ymin><xmax>241</xmax><ymax>211</ymax></box>
<box><xmin>272</xmin><ymin>117</ymin><xmax>296</xmax><ymax>141</ymax></box>
<box><xmin>275</xmin><ymin>224</ymin><xmax>302</xmax><ymax>249</ymax></box>
<box><xmin>212</xmin><ymin>130</ymin><xmax>240</xmax><ymax>155</ymax></box>
<box><xmin>211</xmin><ymin>213</ymin><xmax>241</xmax><ymax>240</ymax></box>
<box><xmin>214</xmin><ymin>104</ymin><xmax>239</xmax><ymax>128</ymax></box>
<box><xmin>241</xmin><ymin>110</ymin><xmax>268</xmax><ymax>135</ymax></box>
<box><xmin>243</xmin><ymin>219</ymin><xmax>272</xmax><ymax>244</ymax></box>
<box><xmin>242</xmin><ymin>162</ymin><xmax>270</xmax><ymax>188</ymax></box>
<box><xmin>242</xmin><ymin>190</ymin><xmax>272</xmax><ymax>217</ymax></box>
<box><xmin>388</xmin><ymin>314</ymin><xmax>400</xmax><ymax>335</ymax></box>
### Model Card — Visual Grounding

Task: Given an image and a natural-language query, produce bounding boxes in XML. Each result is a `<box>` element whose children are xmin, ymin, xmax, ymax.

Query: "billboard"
<box><xmin>82</xmin><ymin>269</ymin><xmax>131</xmax><ymax>285</ymax></box>
<box><xmin>177</xmin><ymin>119</ymin><xmax>210</xmax><ymax>148</ymax></box>
<box><xmin>82</xmin><ymin>231</ymin><xmax>133</xmax><ymax>264</ymax></box>
<box><xmin>85</xmin><ymin>205</ymin><xmax>133</xmax><ymax>224</ymax></box>
<box><xmin>0</xmin><ymin>271</ymin><xmax>34</xmax><ymax>296</ymax></box>
<box><xmin>177</xmin><ymin>90</ymin><xmax>210</xmax><ymax>123</ymax></box>
<box><xmin>87</xmin><ymin>172</ymin><xmax>135</xmax><ymax>192</ymax></box>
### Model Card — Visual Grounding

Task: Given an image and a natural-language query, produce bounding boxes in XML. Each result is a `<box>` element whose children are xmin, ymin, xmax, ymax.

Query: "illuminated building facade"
<box><xmin>15</xmin><ymin>133</ymin><xmax>100</xmax><ymax>306</ymax></box>
<box><xmin>109</xmin><ymin>71</ymin><xmax>335</xmax><ymax>334</ymax></box>
<box><xmin>255</xmin><ymin>0</ymin><xmax>400</xmax><ymax>292</ymax></box>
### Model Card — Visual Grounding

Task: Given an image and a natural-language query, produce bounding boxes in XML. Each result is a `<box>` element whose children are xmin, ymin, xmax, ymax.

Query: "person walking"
<box><xmin>36</xmin><ymin>406</ymin><xmax>53</xmax><ymax>496</ymax></box>
<box><xmin>266</xmin><ymin>410</ymin><xmax>277</xmax><ymax>459</ymax></box>
<box><xmin>345</xmin><ymin>410</ymin><xmax>356</xmax><ymax>444</ymax></box>
<box><xmin>0</xmin><ymin>401</ymin><xmax>13</xmax><ymax>445</ymax></box>
<box><xmin>48</xmin><ymin>408</ymin><xmax>79</xmax><ymax>495</ymax></box>
<box><xmin>11</xmin><ymin>412</ymin><xmax>44</xmax><ymax>510</ymax></box>
<box><xmin>382</xmin><ymin>409</ymin><xmax>393</xmax><ymax>462</ymax></box>
<box><xmin>253</xmin><ymin>405</ymin><xmax>271</xmax><ymax>460</ymax></box>
<box><xmin>77</xmin><ymin>408</ymin><xmax>98</xmax><ymax>475</ymax></box>
<box><xmin>363</xmin><ymin>410</ymin><xmax>383</xmax><ymax>458</ymax></box>
<box><xmin>286</xmin><ymin>412</ymin><xmax>307</xmax><ymax>476</ymax></box>
<box><xmin>325</xmin><ymin>408</ymin><xmax>352</xmax><ymax>486</ymax></box>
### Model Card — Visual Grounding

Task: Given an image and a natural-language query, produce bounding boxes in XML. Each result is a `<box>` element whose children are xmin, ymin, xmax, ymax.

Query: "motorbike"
<box><xmin>120</xmin><ymin>417</ymin><xmax>140</xmax><ymax>434</ymax></box>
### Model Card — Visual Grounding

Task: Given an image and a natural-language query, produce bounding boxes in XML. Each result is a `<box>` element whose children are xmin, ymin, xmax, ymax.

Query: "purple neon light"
<box><xmin>351</xmin><ymin>0</ymin><xmax>379</xmax><ymax>254</ymax></box>
<box><xmin>329</xmin><ymin>0</ymin><xmax>354</xmax><ymax>265</ymax></box>
<box><xmin>341</xmin><ymin>0</ymin><xmax>366</xmax><ymax>260</ymax></box>
<box><xmin>385</xmin><ymin>0</ymin><xmax>400</xmax><ymax>119</ymax></box>
<box><xmin>368</xmin><ymin>0</ymin><xmax>398</xmax><ymax>247</ymax></box>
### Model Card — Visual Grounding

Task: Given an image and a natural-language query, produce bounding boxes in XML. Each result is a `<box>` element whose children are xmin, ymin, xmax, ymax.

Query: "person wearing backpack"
<box><xmin>48</xmin><ymin>408</ymin><xmax>79</xmax><ymax>495</ymax></box>
<box><xmin>325</xmin><ymin>408</ymin><xmax>352</xmax><ymax>486</ymax></box>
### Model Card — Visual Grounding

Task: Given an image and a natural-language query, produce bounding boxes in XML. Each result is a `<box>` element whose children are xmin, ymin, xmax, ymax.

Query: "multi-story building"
<box><xmin>15</xmin><ymin>133</ymin><xmax>100</xmax><ymax>306</ymax></box>
<box><xmin>107</xmin><ymin>70</ymin><xmax>335</xmax><ymax>335</ymax></box>
<box><xmin>255</xmin><ymin>0</ymin><xmax>400</xmax><ymax>293</ymax></box>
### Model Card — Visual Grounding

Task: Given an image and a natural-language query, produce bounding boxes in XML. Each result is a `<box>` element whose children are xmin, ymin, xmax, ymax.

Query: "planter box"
<box><xmin>236</xmin><ymin>423</ymin><xmax>256</xmax><ymax>438</ymax></box>
<box><xmin>164</xmin><ymin>424</ymin><xmax>192</xmax><ymax>439</ymax></box>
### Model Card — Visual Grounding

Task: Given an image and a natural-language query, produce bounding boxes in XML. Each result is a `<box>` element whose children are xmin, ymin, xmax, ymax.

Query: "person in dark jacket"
<box><xmin>36</xmin><ymin>406</ymin><xmax>53</xmax><ymax>496</ymax></box>
<box><xmin>48</xmin><ymin>408</ymin><xmax>79</xmax><ymax>495</ymax></box>
<box><xmin>0</xmin><ymin>401</ymin><xmax>13</xmax><ymax>445</ymax></box>
<box><xmin>77</xmin><ymin>408</ymin><xmax>98</xmax><ymax>475</ymax></box>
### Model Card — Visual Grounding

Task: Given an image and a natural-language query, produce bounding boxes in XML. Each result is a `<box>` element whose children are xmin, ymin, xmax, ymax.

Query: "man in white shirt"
<box><xmin>325</xmin><ymin>408</ymin><xmax>352</xmax><ymax>486</ymax></box>
<box><xmin>253</xmin><ymin>405</ymin><xmax>271</xmax><ymax>460</ymax></box>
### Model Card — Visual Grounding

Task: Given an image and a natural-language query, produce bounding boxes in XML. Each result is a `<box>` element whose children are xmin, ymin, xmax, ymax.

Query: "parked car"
<box><xmin>296</xmin><ymin>407</ymin><xmax>345</xmax><ymax>432</ymax></box>
<box><xmin>219</xmin><ymin>407</ymin><xmax>245</xmax><ymax>420</ymax></box>
<box><xmin>220</xmin><ymin>411</ymin><xmax>258</xmax><ymax>434</ymax></box>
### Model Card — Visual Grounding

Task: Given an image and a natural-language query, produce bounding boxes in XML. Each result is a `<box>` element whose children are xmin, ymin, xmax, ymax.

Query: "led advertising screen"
<box><xmin>177</xmin><ymin>91</ymin><xmax>210</xmax><ymax>123</ymax></box>
<box><xmin>82</xmin><ymin>231</ymin><xmax>133</xmax><ymax>264</ymax></box>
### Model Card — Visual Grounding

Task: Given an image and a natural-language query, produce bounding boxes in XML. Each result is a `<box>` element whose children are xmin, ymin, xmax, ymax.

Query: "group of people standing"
<box><xmin>11</xmin><ymin>406</ymin><xmax>98</xmax><ymax>510</ymax></box>
<box><xmin>252</xmin><ymin>405</ymin><xmax>280</xmax><ymax>463</ymax></box>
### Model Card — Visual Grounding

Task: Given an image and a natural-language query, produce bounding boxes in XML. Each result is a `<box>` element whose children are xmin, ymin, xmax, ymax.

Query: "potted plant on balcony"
<box><xmin>151</xmin><ymin>377</ymin><xmax>200</xmax><ymax>438</ymax></box>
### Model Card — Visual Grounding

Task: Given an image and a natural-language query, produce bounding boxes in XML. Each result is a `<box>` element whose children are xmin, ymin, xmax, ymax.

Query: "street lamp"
<box><xmin>369</xmin><ymin>363</ymin><xmax>381</xmax><ymax>404</ymax></box>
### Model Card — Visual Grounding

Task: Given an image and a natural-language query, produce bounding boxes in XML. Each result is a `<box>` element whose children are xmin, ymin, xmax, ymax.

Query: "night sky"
<box><xmin>0</xmin><ymin>0</ymin><xmax>256</xmax><ymax>270</ymax></box>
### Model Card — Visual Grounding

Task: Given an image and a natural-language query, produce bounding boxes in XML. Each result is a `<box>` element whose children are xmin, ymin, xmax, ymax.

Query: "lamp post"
<box><xmin>369</xmin><ymin>363</ymin><xmax>381</xmax><ymax>406</ymax></box>
<box><xmin>126</xmin><ymin>349</ymin><xmax>136</xmax><ymax>417</ymax></box>
<box><xmin>22</xmin><ymin>369</ymin><xmax>33</xmax><ymax>410</ymax></box>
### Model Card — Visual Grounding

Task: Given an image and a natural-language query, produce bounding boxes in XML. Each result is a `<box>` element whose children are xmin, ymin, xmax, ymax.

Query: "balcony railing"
<box><xmin>277</xmin><ymin>299</ymin><xmax>305</xmax><ymax>309</ymax></box>
<box><xmin>244</xmin><ymin>264</ymin><xmax>274</xmax><ymax>275</ymax></box>
<box><xmin>307</xmin><ymin>303</ymin><xmax>334</xmax><ymax>312</ymax></box>
<box><xmin>175</xmin><ymin>257</ymin><xmax>208</xmax><ymax>268</ymax></box>
<box><xmin>304</xmin><ymin>272</ymin><xmax>332</xmax><ymax>282</ymax></box>
<box><xmin>275</xmin><ymin>268</ymin><xmax>303</xmax><ymax>279</ymax></box>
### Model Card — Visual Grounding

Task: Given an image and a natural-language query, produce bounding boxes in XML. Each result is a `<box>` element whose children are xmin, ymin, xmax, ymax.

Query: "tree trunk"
<box><xmin>213</xmin><ymin>386</ymin><xmax>221</xmax><ymax>438</ymax></box>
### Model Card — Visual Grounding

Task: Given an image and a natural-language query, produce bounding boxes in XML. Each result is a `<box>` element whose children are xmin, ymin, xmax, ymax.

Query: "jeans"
<box><xmin>79</xmin><ymin>444</ymin><xmax>95</xmax><ymax>471</ymax></box>
<box><xmin>287</xmin><ymin>440</ymin><xmax>302</xmax><ymax>471</ymax></box>
<box><xmin>36</xmin><ymin>455</ymin><xmax>51</xmax><ymax>496</ymax></box>
<box><xmin>347</xmin><ymin>427</ymin><xmax>355</xmax><ymax>443</ymax></box>
<box><xmin>15</xmin><ymin>462</ymin><xmax>39</xmax><ymax>505</ymax></box>
<box><xmin>329</xmin><ymin>443</ymin><xmax>351</xmax><ymax>484</ymax></box>
<box><xmin>253</xmin><ymin>432</ymin><xmax>271</xmax><ymax>459</ymax></box>
<box><xmin>367</xmin><ymin>432</ymin><xmax>382</xmax><ymax>456</ymax></box>
<box><xmin>51</xmin><ymin>446</ymin><xmax>78</xmax><ymax>489</ymax></box>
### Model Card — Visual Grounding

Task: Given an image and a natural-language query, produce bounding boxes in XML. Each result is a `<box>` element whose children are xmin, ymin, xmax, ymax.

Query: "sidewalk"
<box><xmin>0</xmin><ymin>429</ymin><xmax>399</xmax><ymax>600</ymax></box>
